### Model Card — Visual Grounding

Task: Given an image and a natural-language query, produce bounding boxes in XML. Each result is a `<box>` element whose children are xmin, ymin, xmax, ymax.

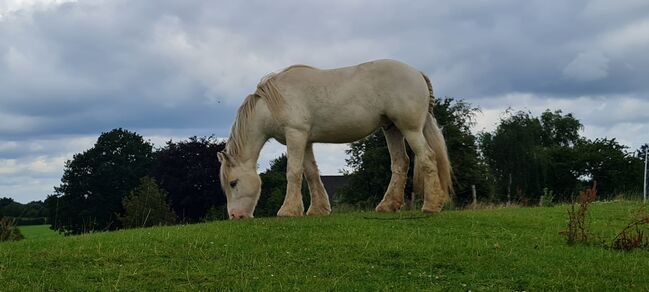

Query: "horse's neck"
<box><xmin>234</xmin><ymin>119</ymin><xmax>268</xmax><ymax>168</ymax></box>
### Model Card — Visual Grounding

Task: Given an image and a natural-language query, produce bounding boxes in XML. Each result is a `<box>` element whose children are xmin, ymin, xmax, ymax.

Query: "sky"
<box><xmin>1</xmin><ymin>0</ymin><xmax>648</xmax><ymax>203</ymax></box>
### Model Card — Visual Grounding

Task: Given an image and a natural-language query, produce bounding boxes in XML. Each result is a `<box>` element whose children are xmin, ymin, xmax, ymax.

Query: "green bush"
<box><xmin>0</xmin><ymin>217</ymin><xmax>24</xmax><ymax>242</ymax></box>
<box><xmin>539</xmin><ymin>188</ymin><xmax>555</xmax><ymax>207</ymax></box>
<box><xmin>119</xmin><ymin>177</ymin><xmax>177</xmax><ymax>228</ymax></box>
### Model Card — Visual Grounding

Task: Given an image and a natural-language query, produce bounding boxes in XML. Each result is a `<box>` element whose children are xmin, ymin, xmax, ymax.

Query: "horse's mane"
<box><xmin>226</xmin><ymin>64</ymin><xmax>316</xmax><ymax>158</ymax></box>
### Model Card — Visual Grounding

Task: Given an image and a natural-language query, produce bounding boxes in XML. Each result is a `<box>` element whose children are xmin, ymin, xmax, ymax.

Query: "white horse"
<box><xmin>218</xmin><ymin>59</ymin><xmax>452</xmax><ymax>219</ymax></box>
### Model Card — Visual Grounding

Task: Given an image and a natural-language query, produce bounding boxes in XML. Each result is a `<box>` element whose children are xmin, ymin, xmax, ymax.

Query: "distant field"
<box><xmin>1</xmin><ymin>201</ymin><xmax>648</xmax><ymax>290</ymax></box>
<box><xmin>17</xmin><ymin>225</ymin><xmax>61</xmax><ymax>240</ymax></box>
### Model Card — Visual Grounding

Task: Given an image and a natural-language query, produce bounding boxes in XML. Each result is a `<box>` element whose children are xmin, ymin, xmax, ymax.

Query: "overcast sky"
<box><xmin>1</xmin><ymin>0</ymin><xmax>648</xmax><ymax>203</ymax></box>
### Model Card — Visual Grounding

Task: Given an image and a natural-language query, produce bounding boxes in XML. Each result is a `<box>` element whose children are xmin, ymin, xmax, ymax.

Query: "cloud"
<box><xmin>472</xmin><ymin>93</ymin><xmax>649</xmax><ymax>150</ymax></box>
<box><xmin>1</xmin><ymin>0</ymin><xmax>648</xmax><ymax>202</ymax></box>
<box><xmin>563</xmin><ymin>51</ymin><xmax>610</xmax><ymax>81</ymax></box>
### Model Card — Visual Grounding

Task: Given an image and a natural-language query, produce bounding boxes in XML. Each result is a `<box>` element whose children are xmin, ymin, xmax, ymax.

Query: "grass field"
<box><xmin>1</xmin><ymin>201</ymin><xmax>648</xmax><ymax>291</ymax></box>
<box><xmin>17</xmin><ymin>225</ymin><xmax>61</xmax><ymax>240</ymax></box>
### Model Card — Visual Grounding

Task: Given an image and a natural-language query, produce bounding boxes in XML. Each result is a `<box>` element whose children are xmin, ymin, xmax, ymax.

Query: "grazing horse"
<box><xmin>218</xmin><ymin>59</ymin><xmax>452</xmax><ymax>219</ymax></box>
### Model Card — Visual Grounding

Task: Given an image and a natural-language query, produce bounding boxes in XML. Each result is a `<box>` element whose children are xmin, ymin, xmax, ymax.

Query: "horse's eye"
<box><xmin>229</xmin><ymin>180</ymin><xmax>238</xmax><ymax>188</ymax></box>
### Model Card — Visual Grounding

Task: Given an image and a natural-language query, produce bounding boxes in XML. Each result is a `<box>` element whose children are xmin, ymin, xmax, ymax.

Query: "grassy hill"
<box><xmin>2</xmin><ymin>201</ymin><xmax>648</xmax><ymax>291</ymax></box>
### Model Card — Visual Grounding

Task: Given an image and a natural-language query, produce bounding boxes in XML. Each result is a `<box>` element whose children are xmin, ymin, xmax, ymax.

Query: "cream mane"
<box><xmin>226</xmin><ymin>65</ymin><xmax>316</xmax><ymax>158</ymax></box>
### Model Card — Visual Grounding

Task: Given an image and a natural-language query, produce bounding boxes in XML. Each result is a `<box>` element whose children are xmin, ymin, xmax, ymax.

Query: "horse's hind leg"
<box><xmin>304</xmin><ymin>143</ymin><xmax>332</xmax><ymax>216</ymax></box>
<box><xmin>401</xmin><ymin>129</ymin><xmax>446</xmax><ymax>213</ymax></box>
<box><xmin>375</xmin><ymin>126</ymin><xmax>409</xmax><ymax>212</ymax></box>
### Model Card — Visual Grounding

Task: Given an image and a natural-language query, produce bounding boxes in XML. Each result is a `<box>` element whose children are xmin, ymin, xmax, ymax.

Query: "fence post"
<box><xmin>471</xmin><ymin>185</ymin><xmax>477</xmax><ymax>209</ymax></box>
<box><xmin>642</xmin><ymin>147</ymin><xmax>649</xmax><ymax>203</ymax></box>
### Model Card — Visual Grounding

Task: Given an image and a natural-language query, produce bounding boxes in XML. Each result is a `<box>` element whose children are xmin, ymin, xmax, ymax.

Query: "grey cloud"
<box><xmin>1</xmin><ymin>0</ymin><xmax>649</xmax><ymax>202</ymax></box>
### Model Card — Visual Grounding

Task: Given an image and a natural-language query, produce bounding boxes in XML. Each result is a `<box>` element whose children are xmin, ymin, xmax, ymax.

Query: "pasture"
<box><xmin>17</xmin><ymin>225</ymin><xmax>61</xmax><ymax>240</ymax></box>
<box><xmin>1</xmin><ymin>201</ymin><xmax>648</xmax><ymax>290</ymax></box>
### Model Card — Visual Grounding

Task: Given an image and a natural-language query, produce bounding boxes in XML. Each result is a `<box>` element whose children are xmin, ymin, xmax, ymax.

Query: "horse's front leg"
<box><xmin>277</xmin><ymin>129</ymin><xmax>308</xmax><ymax>217</ymax></box>
<box><xmin>304</xmin><ymin>143</ymin><xmax>332</xmax><ymax>216</ymax></box>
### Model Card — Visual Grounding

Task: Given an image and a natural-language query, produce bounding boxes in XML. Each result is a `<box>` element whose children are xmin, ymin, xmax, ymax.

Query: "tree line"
<box><xmin>44</xmin><ymin>130</ymin><xmax>228</xmax><ymax>234</ymax></box>
<box><xmin>0</xmin><ymin>198</ymin><xmax>48</xmax><ymax>225</ymax></box>
<box><xmin>4</xmin><ymin>99</ymin><xmax>646</xmax><ymax>235</ymax></box>
<box><xmin>339</xmin><ymin>98</ymin><xmax>647</xmax><ymax>207</ymax></box>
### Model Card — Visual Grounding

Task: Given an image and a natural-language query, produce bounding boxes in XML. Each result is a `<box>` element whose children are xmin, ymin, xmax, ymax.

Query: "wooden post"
<box><xmin>471</xmin><ymin>184</ymin><xmax>477</xmax><ymax>209</ymax></box>
<box><xmin>642</xmin><ymin>147</ymin><xmax>649</xmax><ymax>203</ymax></box>
<box><xmin>507</xmin><ymin>173</ymin><xmax>512</xmax><ymax>206</ymax></box>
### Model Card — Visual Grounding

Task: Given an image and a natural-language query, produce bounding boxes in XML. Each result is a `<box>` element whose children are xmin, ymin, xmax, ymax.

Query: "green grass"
<box><xmin>1</xmin><ymin>201</ymin><xmax>648</xmax><ymax>291</ymax></box>
<box><xmin>17</xmin><ymin>225</ymin><xmax>61</xmax><ymax>240</ymax></box>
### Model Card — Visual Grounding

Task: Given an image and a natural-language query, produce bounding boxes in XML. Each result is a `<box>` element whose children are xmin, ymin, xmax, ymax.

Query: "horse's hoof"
<box><xmin>375</xmin><ymin>200</ymin><xmax>402</xmax><ymax>213</ymax></box>
<box><xmin>277</xmin><ymin>207</ymin><xmax>304</xmax><ymax>217</ymax></box>
<box><xmin>306</xmin><ymin>206</ymin><xmax>331</xmax><ymax>216</ymax></box>
<box><xmin>421</xmin><ymin>204</ymin><xmax>442</xmax><ymax>214</ymax></box>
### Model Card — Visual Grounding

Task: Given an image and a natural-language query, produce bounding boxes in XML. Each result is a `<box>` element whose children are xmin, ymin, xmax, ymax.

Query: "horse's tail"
<box><xmin>421</xmin><ymin>72</ymin><xmax>453</xmax><ymax>200</ymax></box>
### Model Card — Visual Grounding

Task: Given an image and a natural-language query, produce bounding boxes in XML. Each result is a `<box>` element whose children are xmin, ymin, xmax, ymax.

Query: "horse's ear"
<box><xmin>218</xmin><ymin>151</ymin><xmax>236</xmax><ymax>166</ymax></box>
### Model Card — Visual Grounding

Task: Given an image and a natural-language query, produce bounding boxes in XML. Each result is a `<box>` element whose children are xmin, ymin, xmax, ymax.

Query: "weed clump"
<box><xmin>0</xmin><ymin>217</ymin><xmax>24</xmax><ymax>242</ymax></box>
<box><xmin>564</xmin><ymin>182</ymin><xmax>597</xmax><ymax>245</ymax></box>
<box><xmin>611</xmin><ymin>206</ymin><xmax>649</xmax><ymax>251</ymax></box>
<box><xmin>562</xmin><ymin>181</ymin><xmax>649</xmax><ymax>252</ymax></box>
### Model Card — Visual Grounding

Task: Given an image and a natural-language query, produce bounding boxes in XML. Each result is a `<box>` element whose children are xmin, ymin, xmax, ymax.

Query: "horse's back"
<box><xmin>270</xmin><ymin>60</ymin><xmax>430</xmax><ymax>143</ymax></box>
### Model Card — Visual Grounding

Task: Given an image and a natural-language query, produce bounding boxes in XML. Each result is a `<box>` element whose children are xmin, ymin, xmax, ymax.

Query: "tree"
<box><xmin>339</xmin><ymin>97</ymin><xmax>491</xmax><ymax>207</ymax></box>
<box><xmin>0</xmin><ymin>198</ymin><xmax>23</xmax><ymax>217</ymax></box>
<box><xmin>479</xmin><ymin>110</ymin><xmax>583</xmax><ymax>203</ymax></box>
<box><xmin>575</xmin><ymin>138</ymin><xmax>644</xmax><ymax>199</ymax></box>
<box><xmin>151</xmin><ymin>136</ymin><xmax>226</xmax><ymax>222</ymax></box>
<box><xmin>119</xmin><ymin>177</ymin><xmax>176</xmax><ymax>228</ymax></box>
<box><xmin>338</xmin><ymin>131</ymin><xmax>395</xmax><ymax>207</ymax></box>
<box><xmin>479</xmin><ymin>111</ymin><xmax>544</xmax><ymax>203</ymax></box>
<box><xmin>48</xmin><ymin>128</ymin><xmax>154</xmax><ymax>234</ymax></box>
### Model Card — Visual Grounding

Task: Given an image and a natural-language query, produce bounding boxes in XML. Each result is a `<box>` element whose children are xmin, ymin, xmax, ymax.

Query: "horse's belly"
<box><xmin>308</xmin><ymin>115</ymin><xmax>384</xmax><ymax>143</ymax></box>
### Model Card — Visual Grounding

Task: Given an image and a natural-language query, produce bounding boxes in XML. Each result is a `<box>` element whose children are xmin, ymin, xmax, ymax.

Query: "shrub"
<box><xmin>119</xmin><ymin>177</ymin><xmax>177</xmax><ymax>229</ymax></box>
<box><xmin>0</xmin><ymin>217</ymin><xmax>24</xmax><ymax>242</ymax></box>
<box><xmin>539</xmin><ymin>188</ymin><xmax>555</xmax><ymax>207</ymax></box>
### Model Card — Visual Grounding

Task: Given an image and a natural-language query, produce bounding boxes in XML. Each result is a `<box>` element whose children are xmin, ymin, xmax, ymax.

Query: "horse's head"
<box><xmin>218</xmin><ymin>151</ymin><xmax>261</xmax><ymax>219</ymax></box>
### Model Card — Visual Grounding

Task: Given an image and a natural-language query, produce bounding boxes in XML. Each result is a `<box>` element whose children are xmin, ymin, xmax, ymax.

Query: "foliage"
<box><xmin>539</xmin><ymin>188</ymin><xmax>555</xmax><ymax>207</ymax></box>
<box><xmin>203</xmin><ymin>205</ymin><xmax>229</xmax><ymax>221</ymax></box>
<box><xmin>480</xmin><ymin>110</ymin><xmax>644</xmax><ymax>202</ymax></box>
<box><xmin>47</xmin><ymin>128</ymin><xmax>154</xmax><ymax>235</ymax></box>
<box><xmin>564</xmin><ymin>182</ymin><xmax>597</xmax><ymax>245</ymax></box>
<box><xmin>119</xmin><ymin>177</ymin><xmax>177</xmax><ymax>229</ymax></box>
<box><xmin>575</xmin><ymin>138</ymin><xmax>644</xmax><ymax>199</ymax></box>
<box><xmin>0</xmin><ymin>217</ymin><xmax>24</xmax><ymax>242</ymax></box>
<box><xmin>10</xmin><ymin>217</ymin><xmax>47</xmax><ymax>226</ymax></box>
<box><xmin>2</xmin><ymin>202</ymin><xmax>649</xmax><ymax>290</ymax></box>
<box><xmin>340</xmin><ymin>97</ymin><xmax>491</xmax><ymax>207</ymax></box>
<box><xmin>256</xmin><ymin>154</ymin><xmax>309</xmax><ymax>217</ymax></box>
<box><xmin>339</xmin><ymin>131</ymin><xmax>396</xmax><ymax>206</ymax></box>
<box><xmin>151</xmin><ymin>136</ymin><xmax>226</xmax><ymax>222</ymax></box>
<box><xmin>0</xmin><ymin>198</ymin><xmax>48</xmax><ymax>225</ymax></box>
<box><xmin>480</xmin><ymin>110</ymin><xmax>583</xmax><ymax>203</ymax></box>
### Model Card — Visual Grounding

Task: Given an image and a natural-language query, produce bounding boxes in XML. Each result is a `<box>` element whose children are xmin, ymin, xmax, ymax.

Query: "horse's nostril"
<box><xmin>238</xmin><ymin>215</ymin><xmax>245</xmax><ymax>219</ymax></box>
